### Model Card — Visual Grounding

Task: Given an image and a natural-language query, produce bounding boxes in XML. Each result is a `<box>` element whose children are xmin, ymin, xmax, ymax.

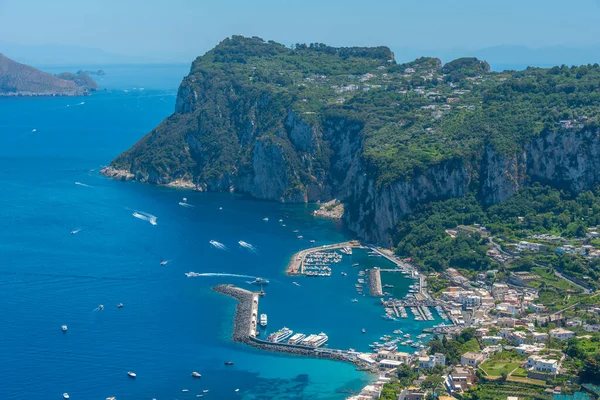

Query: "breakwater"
<box><xmin>213</xmin><ymin>284</ymin><xmax>376</xmax><ymax>368</ymax></box>
<box><xmin>367</xmin><ymin>268</ymin><xmax>383</xmax><ymax>297</ymax></box>
<box><xmin>212</xmin><ymin>284</ymin><xmax>258</xmax><ymax>341</ymax></box>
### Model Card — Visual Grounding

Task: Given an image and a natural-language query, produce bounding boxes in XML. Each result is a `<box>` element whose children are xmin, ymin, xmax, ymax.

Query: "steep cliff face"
<box><xmin>345</xmin><ymin>159</ymin><xmax>472</xmax><ymax>244</ymax></box>
<box><xmin>526</xmin><ymin>129</ymin><xmax>600</xmax><ymax>193</ymax></box>
<box><xmin>106</xmin><ymin>37</ymin><xmax>600</xmax><ymax>246</ymax></box>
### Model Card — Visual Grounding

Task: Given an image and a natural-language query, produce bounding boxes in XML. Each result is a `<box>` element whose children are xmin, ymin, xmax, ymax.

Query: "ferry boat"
<box><xmin>304</xmin><ymin>332</ymin><xmax>328</xmax><ymax>348</ymax></box>
<box><xmin>288</xmin><ymin>333</ymin><xmax>306</xmax><ymax>345</ymax></box>
<box><xmin>300</xmin><ymin>334</ymin><xmax>317</xmax><ymax>345</ymax></box>
<box><xmin>267</xmin><ymin>327</ymin><xmax>293</xmax><ymax>343</ymax></box>
<box><xmin>251</xmin><ymin>277</ymin><xmax>270</xmax><ymax>285</ymax></box>
<box><xmin>61</xmin><ymin>325</ymin><xmax>68</xmax><ymax>332</ymax></box>
<box><xmin>260</xmin><ymin>314</ymin><xmax>268</xmax><ymax>327</ymax></box>
<box><xmin>127</xmin><ymin>371</ymin><xmax>136</xmax><ymax>378</ymax></box>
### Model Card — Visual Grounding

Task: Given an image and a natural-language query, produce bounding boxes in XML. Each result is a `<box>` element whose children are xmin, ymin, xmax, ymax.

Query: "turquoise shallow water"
<box><xmin>0</xmin><ymin>65</ymin><xmax>437</xmax><ymax>400</ymax></box>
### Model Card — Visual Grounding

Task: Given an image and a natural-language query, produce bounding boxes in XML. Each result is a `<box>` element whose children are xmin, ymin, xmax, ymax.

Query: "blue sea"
<box><xmin>0</xmin><ymin>65</ymin><xmax>439</xmax><ymax>400</ymax></box>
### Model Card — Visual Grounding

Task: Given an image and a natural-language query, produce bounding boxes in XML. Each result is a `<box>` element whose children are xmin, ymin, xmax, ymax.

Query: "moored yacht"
<box><xmin>267</xmin><ymin>327</ymin><xmax>293</xmax><ymax>343</ymax></box>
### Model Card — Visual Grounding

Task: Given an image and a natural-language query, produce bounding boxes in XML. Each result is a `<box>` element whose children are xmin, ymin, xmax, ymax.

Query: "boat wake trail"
<box><xmin>74</xmin><ymin>181</ymin><xmax>92</xmax><ymax>188</ymax></box>
<box><xmin>178</xmin><ymin>202</ymin><xmax>194</xmax><ymax>208</ymax></box>
<box><xmin>185</xmin><ymin>272</ymin><xmax>258</xmax><ymax>279</ymax></box>
<box><xmin>209</xmin><ymin>240</ymin><xmax>227</xmax><ymax>250</ymax></box>
<box><xmin>238</xmin><ymin>240</ymin><xmax>258</xmax><ymax>253</ymax></box>
<box><xmin>132</xmin><ymin>211</ymin><xmax>157</xmax><ymax>226</ymax></box>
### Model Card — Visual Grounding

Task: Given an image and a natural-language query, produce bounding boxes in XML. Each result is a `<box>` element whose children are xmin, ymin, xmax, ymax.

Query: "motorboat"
<box><xmin>127</xmin><ymin>371</ymin><xmax>136</xmax><ymax>378</ymax></box>
<box><xmin>224</xmin><ymin>361</ymin><xmax>234</xmax><ymax>366</ymax></box>
<box><xmin>351</xmin><ymin>299</ymin><xmax>358</xmax><ymax>303</ymax></box>
<box><xmin>63</xmin><ymin>393</ymin><xmax>69</xmax><ymax>399</ymax></box>
<box><xmin>192</xmin><ymin>372</ymin><xmax>201</xmax><ymax>378</ymax></box>
<box><xmin>61</xmin><ymin>325</ymin><xmax>68</xmax><ymax>332</ymax></box>
<box><xmin>160</xmin><ymin>260</ymin><xmax>168</xmax><ymax>266</ymax></box>
<box><xmin>260</xmin><ymin>313</ymin><xmax>268</xmax><ymax>327</ymax></box>
<box><xmin>117</xmin><ymin>303</ymin><xmax>124</xmax><ymax>308</ymax></box>
<box><xmin>250</xmin><ymin>277</ymin><xmax>269</xmax><ymax>285</ymax></box>
<box><xmin>362</xmin><ymin>328</ymin><xmax>366</xmax><ymax>334</ymax></box>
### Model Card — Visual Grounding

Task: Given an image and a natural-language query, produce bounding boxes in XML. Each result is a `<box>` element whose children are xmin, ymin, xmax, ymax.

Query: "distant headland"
<box><xmin>0</xmin><ymin>53</ymin><xmax>98</xmax><ymax>96</ymax></box>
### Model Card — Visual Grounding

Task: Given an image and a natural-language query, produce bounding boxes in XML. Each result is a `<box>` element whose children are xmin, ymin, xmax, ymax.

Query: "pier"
<box><xmin>367</xmin><ymin>268</ymin><xmax>383</xmax><ymax>297</ymax></box>
<box><xmin>286</xmin><ymin>240</ymin><xmax>363</xmax><ymax>275</ymax></box>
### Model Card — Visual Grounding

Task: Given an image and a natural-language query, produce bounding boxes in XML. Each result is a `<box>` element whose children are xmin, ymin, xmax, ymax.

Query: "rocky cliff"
<box><xmin>105</xmin><ymin>36</ymin><xmax>600</xmax><ymax>245</ymax></box>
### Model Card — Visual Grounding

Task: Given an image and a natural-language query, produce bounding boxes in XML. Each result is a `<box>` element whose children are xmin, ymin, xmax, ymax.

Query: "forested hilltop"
<box><xmin>105</xmin><ymin>35</ymin><xmax>600</xmax><ymax>244</ymax></box>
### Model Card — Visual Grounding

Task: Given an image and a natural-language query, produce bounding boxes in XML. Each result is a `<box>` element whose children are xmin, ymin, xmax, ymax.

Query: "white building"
<box><xmin>526</xmin><ymin>355</ymin><xmax>559</xmax><ymax>374</ymax></box>
<box><xmin>461</xmin><ymin>352</ymin><xmax>486</xmax><ymax>367</ymax></box>
<box><xmin>549</xmin><ymin>328</ymin><xmax>575</xmax><ymax>340</ymax></box>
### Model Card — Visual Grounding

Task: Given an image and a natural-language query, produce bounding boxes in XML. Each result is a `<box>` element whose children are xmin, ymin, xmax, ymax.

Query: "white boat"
<box><xmin>160</xmin><ymin>260</ymin><xmax>168</xmax><ymax>266</ymax></box>
<box><xmin>251</xmin><ymin>277</ymin><xmax>269</xmax><ymax>286</ymax></box>
<box><xmin>351</xmin><ymin>299</ymin><xmax>358</xmax><ymax>303</ymax></box>
<box><xmin>98</xmin><ymin>305</ymin><xmax>104</xmax><ymax>311</ymax></box>
<box><xmin>341</xmin><ymin>272</ymin><xmax>347</xmax><ymax>276</ymax></box>
<box><xmin>297</xmin><ymin>235</ymin><xmax>303</xmax><ymax>239</ymax></box>
<box><xmin>61</xmin><ymin>325</ymin><xmax>68</xmax><ymax>332</ymax></box>
<box><xmin>260</xmin><ymin>314</ymin><xmax>268</xmax><ymax>327</ymax></box>
<box><xmin>182</xmin><ymin>389</ymin><xmax>189</xmax><ymax>392</ymax></box>
<box><xmin>192</xmin><ymin>371</ymin><xmax>201</xmax><ymax>378</ymax></box>
<box><xmin>235</xmin><ymin>388</ymin><xmax>240</xmax><ymax>392</ymax></box>
<box><xmin>267</xmin><ymin>327</ymin><xmax>293</xmax><ymax>343</ymax></box>
<box><xmin>117</xmin><ymin>303</ymin><xmax>124</xmax><ymax>308</ymax></box>
<box><xmin>310</xmin><ymin>240</ymin><xmax>316</xmax><ymax>243</ymax></box>
<box><xmin>263</xmin><ymin>217</ymin><xmax>269</xmax><ymax>221</ymax></box>
<box><xmin>63</xmin><ymin>393</ymin><xmax>69</xmax><ymax>399</ymax></box>
<box><xmin>127</xmin><ymin>371</ymin><xmax>136</xmax><ymax>378</ymax></box>
<box><xmin>288</xmin><ymin>333</ymin><xmax>306</xmax><ymax>345</ymax></box>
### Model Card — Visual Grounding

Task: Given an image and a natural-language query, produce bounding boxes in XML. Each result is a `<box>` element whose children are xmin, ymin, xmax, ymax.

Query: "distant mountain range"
<box><xmin>0</xmin><ymin>54</ymin><xmax>98</xmax><ymax>96</ymax></box>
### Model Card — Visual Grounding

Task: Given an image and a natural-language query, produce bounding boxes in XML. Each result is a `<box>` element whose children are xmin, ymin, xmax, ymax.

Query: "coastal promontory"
<box><xmin>0</xmin><ymin>54</ymin><xmax>98</xmax><ymax>96</ymax></box>
<box><xmin>103</xmin><ymin>35</ymin><xmax>600</xmax><ymax>245</ymax></box>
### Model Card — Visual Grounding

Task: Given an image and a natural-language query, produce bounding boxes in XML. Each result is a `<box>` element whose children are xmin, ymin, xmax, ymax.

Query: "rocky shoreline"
<box><xmin>313</xmin><ymin>199</ymin><xmax>344</xmax><ymax>219</ymax></box>
<box><xmin>99</xmin><ymin>166</ymin><xmax>134</xmax><ymax>181</ymax></box>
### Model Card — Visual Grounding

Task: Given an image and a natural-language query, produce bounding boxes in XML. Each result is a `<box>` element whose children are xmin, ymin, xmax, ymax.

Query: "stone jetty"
<box><xmin>367</xmin><ymin>268</ymin><xmax>383</xmax><ymax>297</ymax></box>
<box><xmin>213</xmin><ymin>284</ymin><xmax>375</xmax><ymax>368</ymax></box>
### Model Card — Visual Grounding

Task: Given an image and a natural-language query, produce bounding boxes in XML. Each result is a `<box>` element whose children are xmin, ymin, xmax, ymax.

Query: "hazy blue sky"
<box><xmin>2</xmin><ymin>0</ymin><xmax>600</xmax><ymax>63</ymax></box>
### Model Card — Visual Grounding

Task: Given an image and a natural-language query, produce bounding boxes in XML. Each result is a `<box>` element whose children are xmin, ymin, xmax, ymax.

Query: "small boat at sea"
<box><xmin>351</xmin><ymin>299</ymin><xmax>358</xmax><ymax>303</ymax></box>
<box><xmin>63</xmin><ymin>393</ymin><xmax>69</xmax><ymax>399</ymax></box>
<box><xmin>250</xmin><ymin>277</ymin><xmax>269</xmax><ymax>285</ymax></box>
<box><xmin>224</xmin><ymin>361</ymin><xmax>234</xmax><ymax>366</ymax></box>
<box><xmin>61</xmin><ymin>325</ymin><xmax>68</xmax><ymax>332</ymax></box>
<box><xmin>297</xmin><ymin>235</ymin><xmax>303</xmax><ymax>239</ymax></box>
<box><xmin>160</xmin><ymin>260</ymin><xmax>168</xmax><ymax>266</ymax></box>
<box><xmin>127</xmin><ymin>371</ymin><xmax>136</xmax><ymax>378</ymax></box>
<box><xmin>362</xmin><ymin>328</ymin><xmax>366</xmax><ymax>334</ymax></box>
<box><xmin>310</xmin><ymin>240</ymin><xmax>316</xmax><ymax>243</ymax></box>
<box><xmin>192</xmin><ymin>372</ymin><xmax>201</xmax><ymax>378</ymax></box>
<box><xmin>352</xmin><ymin>263</ymin><xmax>359</xmax><ymax>267</ymax></box>
<box><xmin>341</xmin><ymin>272</ymin><xmax>347</xmax><ymax>276</ymax></box>
<box><xmin>117</xmin><ymin>303</ymin><xmax>123</xmax><ymax>308</ymax></box>
<box><xmin>182</xmin><ymin>389</ymin><xmax>189</xmax><ymax>392</ymax></box>
<box><xmin>279</xmin><ymin>219</ymin><xmax>283</xmax><ymax>223</ymax></box>
<box><xmin>263</xmin><ymin>217</ymin><xmax>269</xmax><ymax>221</ymax></box>
<box><xmin>98</xmin><ymin>305</ymin><xmax>104</xmax><ymax>311</ymax></box>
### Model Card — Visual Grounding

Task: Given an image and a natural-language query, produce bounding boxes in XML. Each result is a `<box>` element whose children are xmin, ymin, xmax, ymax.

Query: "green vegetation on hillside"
<box><xmin>112</xmin><ymin>36</ymin><xmax>600</xmax><ymax>189</ymax></box>
<box><xmin>394</xmin><ymin>183</ymin><xmax>600</xmax><ymax>289</ymax></box>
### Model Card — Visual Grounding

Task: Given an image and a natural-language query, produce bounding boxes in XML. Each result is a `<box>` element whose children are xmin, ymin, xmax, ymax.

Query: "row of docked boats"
<box><xmin>266</xmin><ymin>327</ymin><xmax>329</xmax><ymax>348</ymax></box>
